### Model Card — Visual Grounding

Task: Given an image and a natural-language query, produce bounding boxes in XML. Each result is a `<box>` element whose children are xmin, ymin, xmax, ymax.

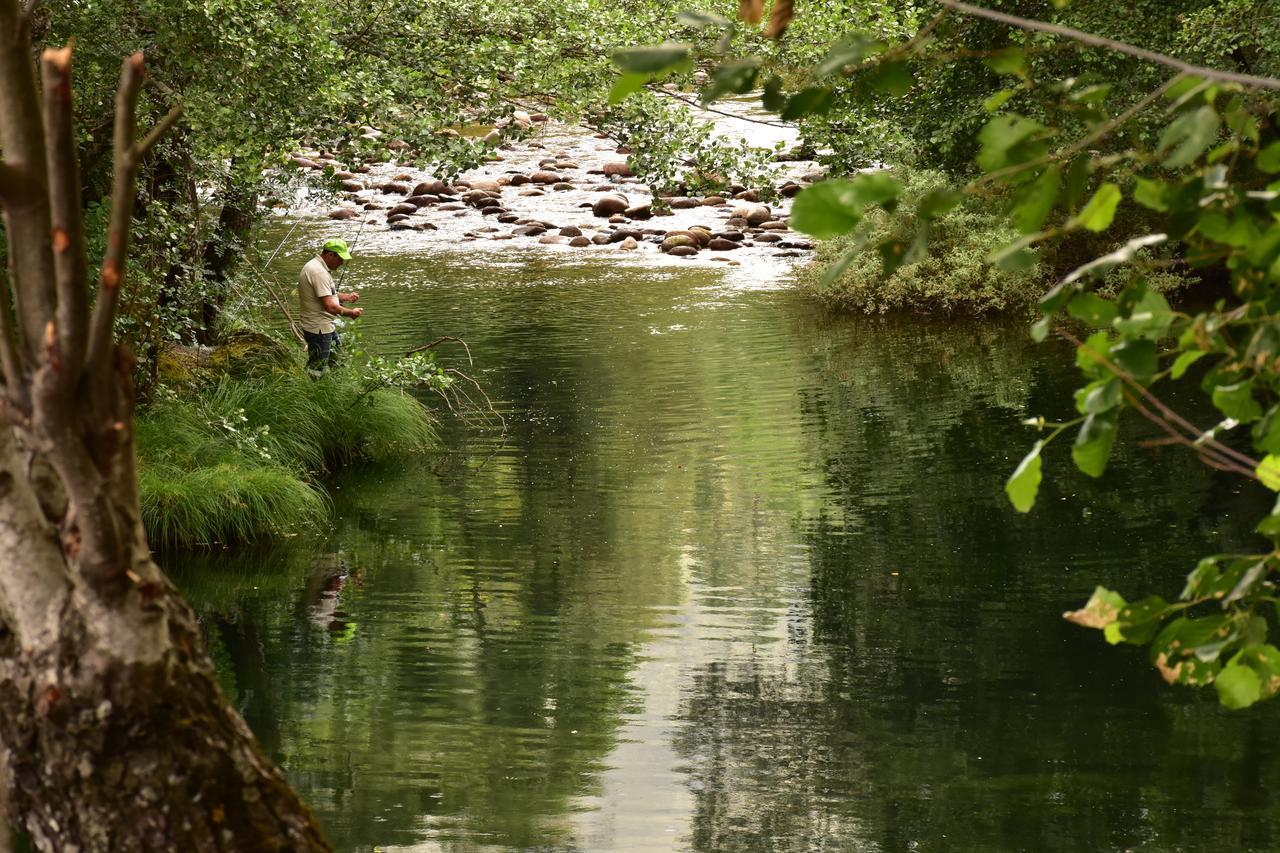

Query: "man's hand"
<box><xmin>348</xmin><ymin>306</ymin><xmax>363</xmax><ymax>318</ymax></box>
<box><xmin>339</xmin><ymin>291</ymin><xmax>360</xmax><ymax>303</ymax></box>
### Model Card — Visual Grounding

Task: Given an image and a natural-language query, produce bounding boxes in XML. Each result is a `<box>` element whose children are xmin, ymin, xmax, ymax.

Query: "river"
<box><xmin>164</xmin><ymin>232</ymin><xmax>1280</xmax><ymax>852</ymax></box>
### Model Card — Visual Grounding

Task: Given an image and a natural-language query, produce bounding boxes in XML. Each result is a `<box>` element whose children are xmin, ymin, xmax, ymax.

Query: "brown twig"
<box><xmin>1061</xmin><ymin>330</ymin><xmax>1261</xmax><ymax>478</ymax></box>
<box><xmin>406</xmin><ymin>336</ymin><xmax>474</xmax><ymax>365</ymax></box>
<box><xmin>647</xmin><ymin>86</ymin><xmax>792</xmax><ymax>128</ymax></box>
<box><xmin>940</xmin><ymin>0</ymin><xmax>1280</xmax><ymax>91</ymax></box>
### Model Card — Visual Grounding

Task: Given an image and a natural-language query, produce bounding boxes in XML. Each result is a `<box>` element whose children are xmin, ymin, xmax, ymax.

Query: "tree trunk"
<box><xmin>0</xmin><ymin>6</ymin><xmax>331</xmax><ymax>849</ymax></box>
<box><xmin>198</xmin><ymin>164</ymin><xmax>257</xmax><ymax>345</ymax></box>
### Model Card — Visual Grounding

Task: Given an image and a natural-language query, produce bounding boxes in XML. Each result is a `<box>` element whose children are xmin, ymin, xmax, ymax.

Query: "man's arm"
<box><xmin>337</xmin><ymin>291</ymin><xmax>359</xmax><ymax>304</ymax></box>
<box><xmin>322</xmin><ymin>295</ymin><xmax>362</xmax><ymax>318</ymax></box>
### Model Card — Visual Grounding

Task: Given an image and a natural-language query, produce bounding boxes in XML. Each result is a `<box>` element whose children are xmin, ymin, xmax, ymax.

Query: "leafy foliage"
<box><xmin>616</xmin><ymin>1</ymin><xmax>1280</xmax><ymax>708</ymax></box>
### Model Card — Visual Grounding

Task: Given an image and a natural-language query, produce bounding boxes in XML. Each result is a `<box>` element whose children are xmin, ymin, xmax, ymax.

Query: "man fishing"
<box><xmin>298</xmin><ymin>238</ymin><xmax>362</xmax><ymax>375</ymax></box>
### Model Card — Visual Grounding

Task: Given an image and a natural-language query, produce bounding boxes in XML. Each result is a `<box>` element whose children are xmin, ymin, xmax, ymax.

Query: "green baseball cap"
<box><xmin>323</xmin><ymin>238</ymin><xmax>352</xmax><ymax>260</ymax></box>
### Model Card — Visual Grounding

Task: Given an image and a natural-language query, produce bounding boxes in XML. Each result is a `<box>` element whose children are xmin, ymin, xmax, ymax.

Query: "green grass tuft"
<box><xmin>136</xmin><ymin>367</ymin><xmax>437</xmax><ymax>549</ymax></box>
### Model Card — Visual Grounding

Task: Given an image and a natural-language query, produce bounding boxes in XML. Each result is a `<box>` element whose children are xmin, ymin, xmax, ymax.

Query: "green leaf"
<box><xmin>1111</xmin><ymin>339</ymin><xmax>1157</xmax><ymax>382</ymax></box>
<box><xmin>1067</xmin><ymin>293</ymin><xmax>1117</xmax><ymax>328</ymax></box>
<box><xmin>986</xmin><ymin>47</ymin><xmax>1027</xmax><ymax>77</ymax></box>
<box><xmin>1258</xmin><ymin>141</ymin><xmax>1280</xmax><ymax>174</ymax></box>
<box><xmin>608</xmin><ymin>73</ymin><xmax>649</xmax><ymax>105</ymax></box>
<box><xmin>983</xmin><ymin>89</ymin><xmax>1016</xmax><ymax>113</ymax></box>
<box><xmin>613</xmin><ymin>43</ymin><xmax>692</xmax><ymax>74</ymax></box>
<box><xmin>1216</xmin><ymin>663</ymin><xmax>1263</xmax><ymax>709</ymax></box>
<box><xmin>1011</xmin><ymin>167</ymin><xmax>1061</xmax><ymax>233</ymax></box>
<box><xmin>1075</xmin><ymin>182</ymin><xmax>1122</xmax><ymax>232</ymax></box>
<box><xmin>850</xmin><ymin>171</ymin><xmax>902</xmax><ymax>206</ymax></box>
<box><xmin>677</xmin><ymin>11</ymin><xmax>732</xmax><ymax>29</ymax></box>
<box><xmin>867</xmin><ymin>61</ymin><xmax>913</xmax><ymax>96</ymax></box>
<box><xmin>918</xmin><ymin>188</ymin><xmax>962</xmax><ymax>219</ymax></box>
<box><xmin>1063</xmin><ymin>154</ymin><xmax>1090</xmax><ymax>210</ymax></box>
<box><xmin>702</xmin><ymin>60</ymin><xmax>760</xmax><ymax>103</ymax></box>
<box><xmin>1063</xmin><ymin>585</ymin><xmax>1127</xmax><ymax>629</ymax></box>
<box><xmin>1133</xmin><ymin>178</ymin><xmax>1169</xmax><ymax>212</ymax></box>
<box><xmin>1075</xmin><ymin>330</ymin><xmax>1112</xmax><ymax>377</ymax></box>
<box><xmin>1005</xmin><ymin>441</ymin><xmax>1043</xmax><ymax>513</ymax></box>
<box><xmin>781</xmin><ymin>86</ymin><xmax>834</xmax><ymax>121</ymax></box>
<box><xmin>815</xmin><ymin>34</ymin><xmax>884</xmax><ymax>76</ymax></box>
<box><xmin>1030</xmin><ymin>315</ymin><xmax>1051</xmax><ymax>342</ymax></box>
<box><xmin>1113</xmin><ymin>289</ymin><xmax>1173</xmax><ymax>339</ymax></box>
<box><xmin>761</xmin><ymin>75</ymin><xmax>785</xmax><ymax>112</ymax></box>
<box><xmin>1253</xmin><ymin>406</ymin><xmax>1280</xmax><ymax>454</ymax></box>
<box><xmin>1112</xmin><ymin>595</ymin><xmax>1170</xmax><ymax>645</ymax></box>
<box><xmin>1212</xmin><ymin>380</ymin><xmax>1262</xmax><ymax>422</ymax></box>
<box><xmin>978</xmin><ymin>113</ymin><xmax>1048</xmax><ymax>158</ymax></box>
<box><xmin>1075</xmin><ymin>378</ymin><xmax>1122</xmax><ymax>415</ymax></box>
<box><xmin>1257</xmin><ymin>454</ymin><xmax>1280</xmax><ymax>491</ymax></box>
<box><xmin>817</xmin><ymin>238</ymin><xmax>867</xmax><ymax>289</ymax></box>
<box><xmin>790</xmin><ymin>181</ymin><xmax>864</xmax><ymax>238</ymax></box>
<box><xmin>1171</xmin><ymin>349</ymin><xmax>1205</xmax><ymax>379</ymax></box>
<box><xmin>1158</xmin><ymin>105</ymin><xmax>1221</xmax><ymax>169</ymax></box>
<box><xmin>1072</xmin><ymin>410</ymin><xmax>1118</xmax><ymax>477</ymax></box>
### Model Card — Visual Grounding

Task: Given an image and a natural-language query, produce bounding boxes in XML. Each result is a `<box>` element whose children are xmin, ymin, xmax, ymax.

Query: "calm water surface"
<box><xmin>169</xmin><ymin>240</ymin><xmax>1279</xmax><ymax>852</ymax></box>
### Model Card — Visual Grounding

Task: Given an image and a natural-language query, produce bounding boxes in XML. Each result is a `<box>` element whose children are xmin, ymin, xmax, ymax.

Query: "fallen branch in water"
<box><xmin>406</xmin><ymin>335</ymin><xmax>474</xmax><ymax>366</ymax></box>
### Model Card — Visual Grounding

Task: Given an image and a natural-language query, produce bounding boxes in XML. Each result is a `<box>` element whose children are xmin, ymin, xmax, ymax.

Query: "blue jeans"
<box><xmin>305</xmin><ymin>330</ymin><xmax>340</xmax><ymax>372</ymax></box>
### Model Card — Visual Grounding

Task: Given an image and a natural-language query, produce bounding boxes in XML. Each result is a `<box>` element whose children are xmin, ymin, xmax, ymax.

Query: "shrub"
<box><xmin>797</xmin><ymin>168</ymin><xmax>1047</xmax><ymax>316</ymax></box>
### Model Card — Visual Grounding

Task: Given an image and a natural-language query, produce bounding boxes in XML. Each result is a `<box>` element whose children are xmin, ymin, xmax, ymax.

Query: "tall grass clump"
<box><xmin>798</xmin><ymin>167</ymin><xmax>1046</xmax><ymax>316</ymax></box>
<box><xmin>136</xmin><ymin>368</ymin><xmax>437</xmax><ymax>548</ymax></box>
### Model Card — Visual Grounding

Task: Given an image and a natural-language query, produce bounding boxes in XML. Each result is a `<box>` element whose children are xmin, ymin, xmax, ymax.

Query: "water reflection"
<box><xmin>169</xmin><ymin>248</ymin><xmax>1277</xmax><ymax>852</ymax></box>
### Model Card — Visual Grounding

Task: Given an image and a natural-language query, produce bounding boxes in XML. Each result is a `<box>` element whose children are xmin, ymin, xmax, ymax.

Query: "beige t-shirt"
<box><xmin>298</xmin><ymin>255</ymin><xmax>336</xmax><ymax>334</ymax></box>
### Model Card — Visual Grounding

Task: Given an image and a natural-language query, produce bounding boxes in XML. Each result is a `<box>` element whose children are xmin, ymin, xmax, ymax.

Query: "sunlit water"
<box><xmin>169</xmin><ymin>235</ymin><xmax>1280</xmax><ymax>852</ymax></box>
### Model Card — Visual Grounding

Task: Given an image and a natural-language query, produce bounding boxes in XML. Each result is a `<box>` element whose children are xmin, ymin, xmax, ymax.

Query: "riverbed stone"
<box><xmin>387</xmin><ymin>203</ymin><xmax>417</xmax><ymax>216</ymax></box>
<box><xmin>602</xmin><ymin>162</ymin><xmax>633</xmax><ymax>178</ymax></box>
<box><xmin>553</xmin><ymin>182</ymin><xmax>575</xmax><ymax>191</ymax></box>
<box><xmin>755</xmin><ymin>232</ymin><xmax>783</xmax><ymax>243</ymax></box>
<box><xmin>618</xmin><ymin>236</ymin><xmax>639</xmax><ymax>250</ymax></box>
<box><xmin>716</xmin><ymin>231</ymin><xmax>745</xmax><ymax>242</ymax></box>
<box><xmin>591</xmin><ymin>194</ymin><xmax>628</xmax><ymax>217</ymax></box>
<box><xmin>779</xmin><ymin>181</ymin><xmax>802</xmax><ymax>197</ymax></box>
<box><xmin>480</xmin><ymin>205</ymin><xmax>505</xmax><ymax>216</ymax></box>
<box><xmin>608</xmin><ymin>229</ymin><xmax>644</xmax><ymax>243</ymax></box>
<box><xmin>413</xmin><ymin>179</ymin><xmax>452</xmax><ymax>196</ymax></box>
<box><xmin>777</xmin><ymin>240</ymin><xmax>813</xmax><ymax>250</ymax></box>
<box><xmin>531</xmin><ymin>171</ymin><xmax>562</xmax><ymax>184</ymax></box>
<box><xmin>328</xmin><ymin>208</ymin><xmax>360</xmax><ymax>220</ymax></box>
<box><xmin>538</xmin><ymin>235</ymin><xmax>565</xmax><ymax>244</ymax></box>
<box><xmin>512</xmin><ymin>225</ymin><xmax>546</xmax><ymax>237</ymax></box>
<box><xmin>438</xmin><ymin>203</ymin><xmax>466</xmax><ymax>211</ymax></box>
<box><xmin>339</xmin><ymin>180</ymin><xmax>365</xmax><ymax>193</ymax></box>
<box><xmin>380</xmin><ymin>182</ymin><xmax>410</xmax><ymax>194</ymax></box>
<box><xmin>701</xmin><ymin>196</ymin><xmax>727</xmax><ymax>206</ymax></box>
<box><xmin>387</xmin><ymin>213</ymin><xmax>411</xmax><ymax>223</ymax></box>
<box><xmin>625</xmin><ymin>204</ymin><xmax>652</xmax><ymax>220</ymax></box>
<box><xmin>733</xmin><ymin>204</ymin><xmax>772</xmax><ymax>226</ymax></box>
<box><xmin>760</xmin><ymin>220</ymin><xmax>789</xmax><ymax>231</ymax></box>
<box><xmin>591</xmin><ymin>234</ymin><xmax>612</xmax><ymax>245</ymax></box>
<box><xmin>569</xmin><ymin>236</ymin><xmax>591</xmax><ymax>247</ymax></box>
<box><xmin>508</xmin><ymin>174</ymin><xmax>531</xmax><ymax>186</ymax></box>
<box><xmin>708</xmin><ymin>237</ymin><xmax>740</xmax><ymax>251</ymax></box>
<box><xmin>668</xmin><ymin>245</ymin><xmax>699</xmax><ymax>257</ymax></box>
<box><xmin>498</xmin><ymin>213</ymin><xmax>521</xmax><ymax>224</ymax></box>
<box><xmin>668</xmin><ymin>197</ymin><xmax>701</xmax><ymax>210</ymax></box>
<box><xmin>559</xmin><ymin>226</ymin><xmax>583</xmax><ymax>237</ymax></box>
<box><xmin>661</xmin><ymin>234</ymin><xmax>697</xmax><ymax>252</ymax></box>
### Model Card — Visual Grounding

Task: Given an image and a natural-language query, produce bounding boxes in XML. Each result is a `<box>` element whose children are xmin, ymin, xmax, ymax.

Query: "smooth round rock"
<box><xmin>592</xmin><ymin>194</ymin><xmax>629</xmax><ymax>217</ymax></box>
<box><xmin>708</xmin><ymin>238</ymin><xmax>740</xmax><ymax>251</ymax></box>
<box><xmin>668</xmin><ymin>245</ymin><xmax>699</xmax><ymax>257</ymax></box>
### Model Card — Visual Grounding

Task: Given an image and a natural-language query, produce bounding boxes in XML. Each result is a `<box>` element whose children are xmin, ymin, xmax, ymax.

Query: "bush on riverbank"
<box><xmin>137</xmin><ymin>368</ymin><xmax>437</xmax><ymax>548</ymax></box>
<box><xmin>799</xmin><ymin>167</ymin><xmax>1192</xmax><ymax>317</ymax></box>
<box><xmin>798</xmin><ymin>168</ymin><xmax>1048</xmax><ymax>316</ymax></box>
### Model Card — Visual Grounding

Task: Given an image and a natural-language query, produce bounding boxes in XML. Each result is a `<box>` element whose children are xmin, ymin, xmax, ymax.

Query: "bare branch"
<box><xmin>242</xmin><ymin>262</ymin><xmax>305</xmax><ymax>343</ymax></box>
<box><xmin>41</xmin><ymin>43</ymin><xmax>89</xmax><ymax>385</ymax></box>
<box><xmin>939</xmin><ymin>0</ymin><xmax>1280</xmax><ymax>91</ymax></box>
<box><xmin>406</xmin><ymin>336</ymin><xmax>474</xmax><ymax>366</ymax></box>
<box><xmin>0</xmin><ymin>0</ymin><xmax>56</xmax><ymax>356</ymax></box>
<box><xmin>0</xmin><ymin>268</ymin><xmax>25</xmax><ymax>400</ymax></box>
<box><xmin>135</xmin><ymin>103</ymin><xmax>184</xmax><ymax>159</ymax></box>
<box><xmin>85</xmin><ymin>53</ymin><xmax>145</xmax><ymax>385</ymax></box>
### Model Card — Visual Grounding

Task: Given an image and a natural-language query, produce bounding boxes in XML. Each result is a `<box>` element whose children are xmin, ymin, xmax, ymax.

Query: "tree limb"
<box><xmin>135</xmin><ymin>104</ymin><xmax>183</xmax><ymax>159</ymax></box>
<box><xmin>939</xmin><ymin>0</ymin><xmax>1280</xmax><ymax>91</ymax></box>
<box><xmin>41</xmin><ymin>43</ymin><xmax>89</xmax><ymax>385</ymax></box>
<box><xmin>0</xmin><ymin>0</ymin><xmax>56</xmax><ymax>356</ymax></box>
<box><xmin>85</xmin><ymin>53</ymin><xmax>147</xmax><ymax>387</ymax></box>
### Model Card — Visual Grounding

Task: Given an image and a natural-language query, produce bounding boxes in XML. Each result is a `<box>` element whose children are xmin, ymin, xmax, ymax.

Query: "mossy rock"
<box><xmin>206</xmin><ymin>330</ymin><xmax>297</xmax><ymax>377</ymax></box>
